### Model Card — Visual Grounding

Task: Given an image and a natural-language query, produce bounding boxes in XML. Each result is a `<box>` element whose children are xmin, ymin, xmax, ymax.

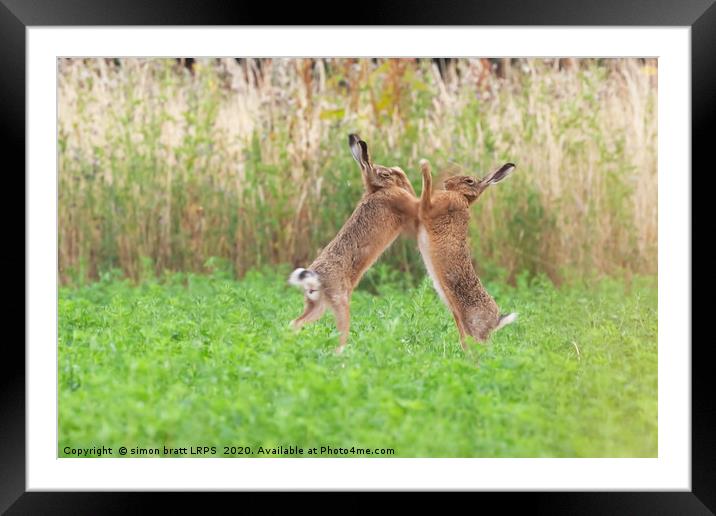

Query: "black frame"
<box><xmin>3</xmin><ymin>0</ymin><xmax>710</xmax><ymax>512</ymax></box>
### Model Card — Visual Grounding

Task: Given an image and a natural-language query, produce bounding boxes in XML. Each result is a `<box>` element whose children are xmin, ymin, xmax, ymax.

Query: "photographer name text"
<box><xmin>62</xmin><ymin>445</ymin><xmax>395</xmax><ymax>457</ymax></box>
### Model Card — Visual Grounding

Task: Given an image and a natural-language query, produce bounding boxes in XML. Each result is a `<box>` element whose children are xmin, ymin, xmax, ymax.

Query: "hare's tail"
<box><xmin>494</xmin><ymin>312</ymin><xmax>517</xmax><ymax>332</ymax></box>
<box><xmin>288</xmin><ymin>268</ymin><xmax>322</xmax><ymax>301</ymax></box>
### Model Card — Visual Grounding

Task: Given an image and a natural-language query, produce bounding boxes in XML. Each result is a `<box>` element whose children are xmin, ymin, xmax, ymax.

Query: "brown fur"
<box><xmin>417</xmin><ymin>159</ymin><xmax>516</xmax><ymax>349</ymax></box>
<box><xmin>289</xmin><ymin>135</ymin><xmax>418</xmax><ymax>353</ymax></box>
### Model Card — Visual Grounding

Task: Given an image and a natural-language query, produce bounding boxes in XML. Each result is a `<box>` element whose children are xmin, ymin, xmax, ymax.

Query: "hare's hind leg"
<box><xmin>328</xmin><ymin>294</ymin><xmax>351</xmax><ymax>354</ymax></box>
<box><xmin>290</xmin><ymin>298</ymin><xmax>326</xmax><ymax>331</ymax></box>
<box><xmin>451</xmin><ymin>311</ymin><xmax>468</xmax><ymax>351</ymax></box>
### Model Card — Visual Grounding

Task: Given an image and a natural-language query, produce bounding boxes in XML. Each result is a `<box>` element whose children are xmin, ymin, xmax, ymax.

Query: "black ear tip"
<box><xmin>494</xmin><ymin>163</ymin><xmax>516</xmax><ymax>177</ymax></box>
<box><xmin>348</xmin><ymin>133</ymin><xmax>360</xmax><ymax>145</ymax></box>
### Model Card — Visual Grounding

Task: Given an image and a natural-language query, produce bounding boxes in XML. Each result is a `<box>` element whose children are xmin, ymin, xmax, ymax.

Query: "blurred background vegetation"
<box><xmin>58</xmin><ymin>57</ymin><xmax>657</xmax><ymax>286</ymax></box>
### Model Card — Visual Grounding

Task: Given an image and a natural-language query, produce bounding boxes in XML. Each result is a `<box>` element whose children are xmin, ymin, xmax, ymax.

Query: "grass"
<box><xmin>59</xmin><ymin>267</ymin><xmax>657</xmax><ymax>457</ymax></box>
<box><xmin>58</xmin><ymin>58</ymin><xmax>657</xmax><ymax>285</ymax></box>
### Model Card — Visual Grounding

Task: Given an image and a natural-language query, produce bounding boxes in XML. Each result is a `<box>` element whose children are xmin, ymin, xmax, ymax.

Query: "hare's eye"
<box><xmin>379</xmin><ymin>171</ymin><xmax>391</xmax><ymax>179</ymax></box>
<box><xmin>465</xmin><ymin>178</ymin><xmax>475</xmax><ymax>185</ymax></box>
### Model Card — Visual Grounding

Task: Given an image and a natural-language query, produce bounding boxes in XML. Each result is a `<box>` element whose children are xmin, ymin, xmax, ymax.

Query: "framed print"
<box><xmin>5</xmin><ymin>0</ymin><xmax>712</xmax><ymax>512</ymax></box>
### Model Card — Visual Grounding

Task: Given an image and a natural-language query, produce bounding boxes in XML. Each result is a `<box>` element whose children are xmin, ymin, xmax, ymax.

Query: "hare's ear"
<box><xmin>348</xmin><ymin>133</ymin><xmax>371</xmax><ymax>170</ymax></box>
<box><xmin>348</xmin><ymin>134</ymin><xmax>370</xmax><ymax>170</ymax></box>
<box><xmin>483</xmin><ymin>163</ymin><xmax>516</xmax><ymax>185</ymax></box>
<box><xmin>358</xmin><ymin>140</ymin><xmax>372</xmax><ymax>168</ymax></box>
<box><xmin>348</xmin><ymin>133</ymin><xmax>362</xmax><ymax>162</ymax></box>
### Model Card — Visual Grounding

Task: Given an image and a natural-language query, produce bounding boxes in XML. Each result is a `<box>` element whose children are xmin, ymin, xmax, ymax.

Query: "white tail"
<box><xmin>288</xmin><ymin>268</ymin><xmax>321</xmax><ymax>300</ymax></box>
<box><xmin>495</xmin><ymin>312</ymin><xmax>517</xmax><ymax>332</ymax></box>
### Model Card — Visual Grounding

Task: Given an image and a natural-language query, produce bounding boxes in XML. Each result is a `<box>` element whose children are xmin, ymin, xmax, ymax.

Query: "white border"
<box><xmin>28</xmin><ymin>27</ymin><xmax>690</xmax><ymax>490</ymax></box>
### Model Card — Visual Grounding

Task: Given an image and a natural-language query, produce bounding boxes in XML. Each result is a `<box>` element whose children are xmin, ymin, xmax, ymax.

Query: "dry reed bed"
<box><xmin>58</xmin><ymin>58</ymin><xmax>657</xmax><ymax>284</ymax></box>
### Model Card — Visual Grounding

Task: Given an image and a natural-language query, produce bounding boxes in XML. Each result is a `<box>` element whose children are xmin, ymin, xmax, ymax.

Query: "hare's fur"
<box><xmin>288</xmin><ymin>135</ymin><xmax>418</xmax><ymax>353</ymax></box>
<box><xmin>418</xmin><ymin>159</ymin><xmax>516</xmax><ymax>349</ymax></box>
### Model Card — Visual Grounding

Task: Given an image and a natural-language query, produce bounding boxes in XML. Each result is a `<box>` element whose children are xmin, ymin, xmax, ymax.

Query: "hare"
<box><xmin>417</xmin><ymin>158</ymin><xmax>517</xmax><ymax>349</ymax></box>
<box><xmin>288</xmin><ymin>134</ymin><xmax>419</xmax><ymax>353</ymax></box>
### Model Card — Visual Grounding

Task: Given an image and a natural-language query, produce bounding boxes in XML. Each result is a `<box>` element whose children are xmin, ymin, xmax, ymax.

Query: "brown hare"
<box><xmin>418</xmin><ymin>158</ymin><xmax>517</xmax><ymax>349</ymax></box>
<box><xmin>288</xmin><ymin>134</ymin><xmax>419</xmax><ymax>353</ymax></box>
